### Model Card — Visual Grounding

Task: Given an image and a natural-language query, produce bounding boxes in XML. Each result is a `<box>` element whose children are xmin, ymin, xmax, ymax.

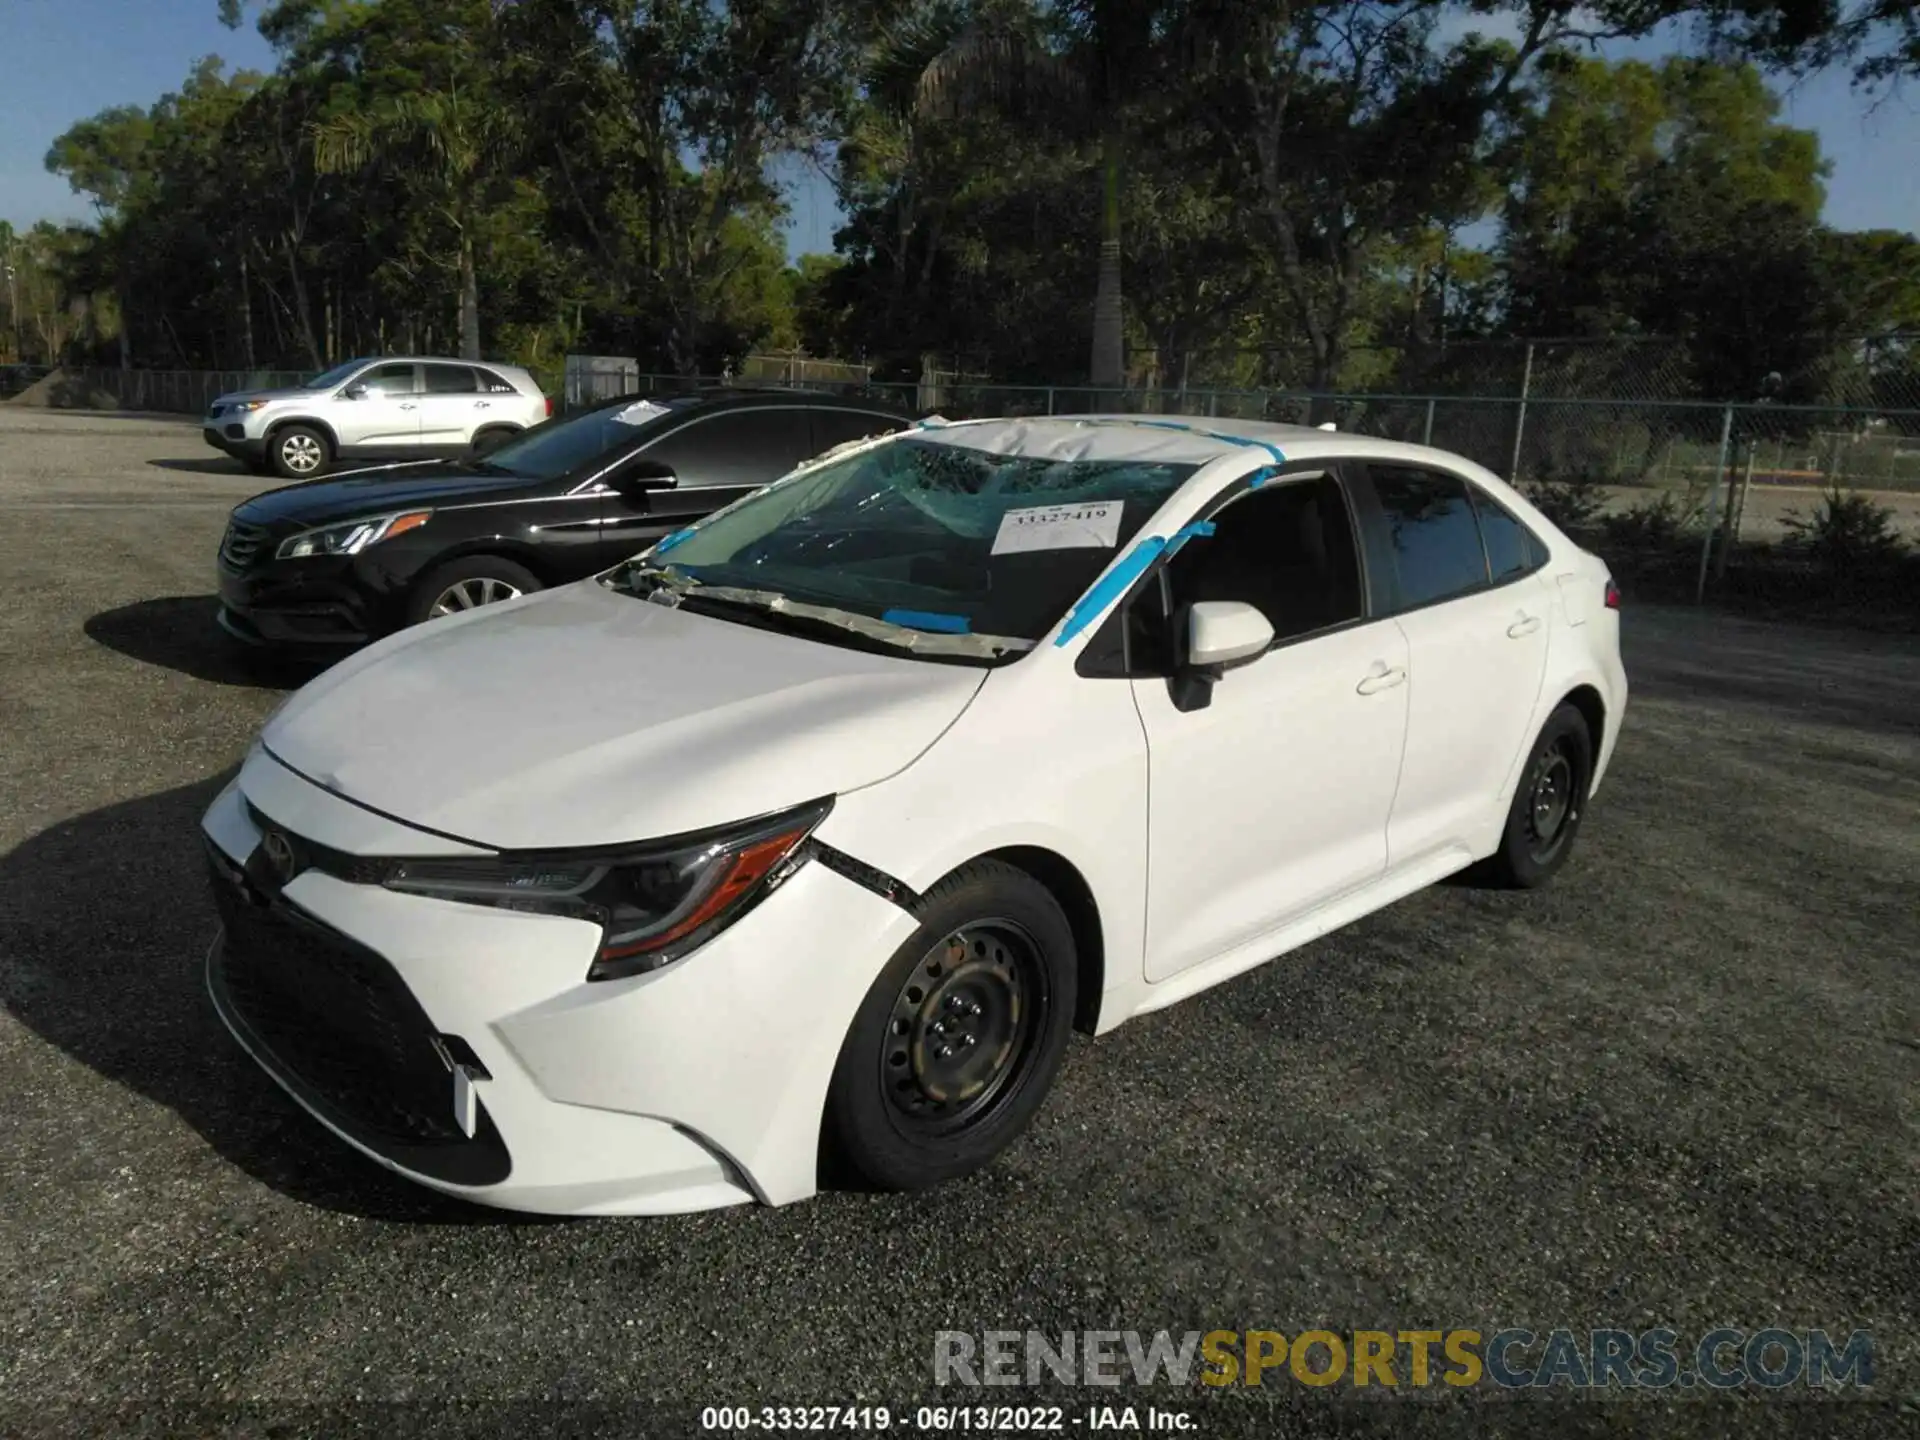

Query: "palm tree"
<box><xmin>872</xmin><ymin>0</ymin><xmax>1157</xmax><ymax>388</ymax></box>
<box><xmin>310</xmin><ymin>83</ymin><xmax>516</xmax><ymax>360</ymax></box>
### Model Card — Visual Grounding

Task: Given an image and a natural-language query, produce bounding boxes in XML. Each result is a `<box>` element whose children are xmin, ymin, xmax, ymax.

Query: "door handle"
<box><xmin>398</xmin><ymin>402</ymin><xmax>417</xmax><ymax>410</ymax></box>
<box><xmin>1356</xmin><ymin>664</ymin><xmax>1407</xmax><ymax>696</ymax></box>
<box><xmin>1507</xmin><ymin>614</ymin><xmax>1542</xmax><ymax>638</ymax></box>
<box><xmin>474</xmin><ymin>400</ymin><xmax>490</xmax><ymax>409</ymax></box>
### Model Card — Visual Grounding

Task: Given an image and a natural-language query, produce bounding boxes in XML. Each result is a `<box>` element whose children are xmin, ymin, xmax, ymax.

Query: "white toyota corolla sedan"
<box><xmin>201</xmin><ymin>415</ymin><xmax>1627</xmax><ymax>1215</ymax></box>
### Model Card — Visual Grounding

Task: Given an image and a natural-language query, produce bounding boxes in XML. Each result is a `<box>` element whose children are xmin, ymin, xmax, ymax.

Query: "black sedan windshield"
<box><xmin>612</xmin><ymin>435</ymin><xmax>1198</xmax><ymax>644</ymax></box>
<box><xmin>479</xmin><ymin>396</ymin><xmax>687</xmax><ymax>481</ymax></box>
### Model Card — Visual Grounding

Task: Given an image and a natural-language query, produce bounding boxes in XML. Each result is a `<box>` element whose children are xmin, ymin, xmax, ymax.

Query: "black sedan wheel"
<box><xmin>825</xmin><ymin>860</ymin><xmax>1076</xmax><ymax>1191</ymax></box>
<box><xmin>405</xmin><ymin>556</ymin><xmax>543</xmax><ymax>628</ymax></box>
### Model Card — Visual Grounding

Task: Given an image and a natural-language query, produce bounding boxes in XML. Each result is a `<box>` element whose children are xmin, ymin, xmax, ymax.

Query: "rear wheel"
<box><xmin>471</xmin><ymin>425</ymin><xmax>518</xmax><ymax>456</ymax></box>
<box><xmin>268</xmin><ymin>424</ymin><xmax>331</xmax><ymax>480</ymax></box>
<box><xmin>1472</xmin><ymin>702</ymin><xmax>1593</xmax><ymax>889</ymax></box>
<box><xmin>824</xmin><ymin>860</ymin><xmax>1076</xmax><ymax>1192</ymax></box>
<box><xmin>405</xmin><ymin>555</ymin><xmax>543</xmax><ymax>627</ymax></box>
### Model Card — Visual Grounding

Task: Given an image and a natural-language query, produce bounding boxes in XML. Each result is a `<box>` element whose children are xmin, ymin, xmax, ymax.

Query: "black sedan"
<box><xmin>214</xmin><ymin>388</ymin><xmax>909</xmax><ymax>651</ymax></box>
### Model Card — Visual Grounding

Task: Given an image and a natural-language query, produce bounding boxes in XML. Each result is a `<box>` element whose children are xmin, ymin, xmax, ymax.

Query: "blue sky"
<box><xmin>3</xmin><ymin>0</ymin><xmax>1916</xmax><ymax>260</ymax></box>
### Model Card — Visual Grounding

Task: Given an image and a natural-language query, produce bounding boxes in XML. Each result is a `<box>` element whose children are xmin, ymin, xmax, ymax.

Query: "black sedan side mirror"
<box><xmin>608</xmin><ymin>459</ymin><xmax>679</xmax><ymax>497</ymax></box>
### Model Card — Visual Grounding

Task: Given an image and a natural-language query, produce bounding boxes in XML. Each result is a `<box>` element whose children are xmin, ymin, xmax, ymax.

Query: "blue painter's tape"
<box><xmin>1054</xmin><ymin>536</ymin><xmax>1166</xmax><ymax>647</ymax></box>
<box><xmin>882</xmin><ymin>608</ymin><xmax>971</xmax><ymax>634</ymax></box>
<box><xmin>1089</xmin><ymin>416</ymin><xmax>1287</xmax><ymax>466</ymax></box>
<box><xmin>1165</xmin><ymin>519</ymin><xmax>1216</xmax><ymax>555</ymax></box>
<box><xmin>653</xmin><ymin>528</ymin><xmax>695</xmax><ymax>554</ymax></box>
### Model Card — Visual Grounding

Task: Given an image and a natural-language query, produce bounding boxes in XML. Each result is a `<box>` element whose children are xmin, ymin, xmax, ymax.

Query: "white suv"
<box><xmin>204</xmin><ymin>357</ymin><xmax>550</xmax><ymax>479</ymax></box>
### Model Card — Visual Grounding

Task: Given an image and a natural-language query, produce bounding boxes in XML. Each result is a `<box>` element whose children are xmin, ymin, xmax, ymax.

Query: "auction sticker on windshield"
<box><xmin>992</xmin><ymin>501</ymin><xmax>1123</xmax><ymax>555</ymax></box>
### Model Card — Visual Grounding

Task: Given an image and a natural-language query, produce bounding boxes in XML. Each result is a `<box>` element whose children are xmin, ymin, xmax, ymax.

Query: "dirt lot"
<box><xmin>1</xmin><ymin>410</ymin><xmax>1916</xmax><ymax>1437</ymax></box>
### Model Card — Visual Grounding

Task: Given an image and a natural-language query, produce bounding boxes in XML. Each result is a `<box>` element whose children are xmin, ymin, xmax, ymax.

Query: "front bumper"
<box><xmin>217</xmin><ymin>550</ymin><xmax>405</xmax><ymax>648</ymax></box>
<box><xmin>205</xmin><ymin>424</ymin><xmax>266</xmax><ymax>461</ymax></box>
<box><xmin>200</xmin><ymin>754</ymin><xmax>918</xmax><ymax>1214</ymax></box>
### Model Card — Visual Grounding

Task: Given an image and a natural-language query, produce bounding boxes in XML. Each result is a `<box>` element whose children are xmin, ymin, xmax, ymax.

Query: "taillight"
<box><xmin>1604</xmin><ymin>579</ymin><xmax>1621</xmax><ymax>610</ymax></box>
<box><xmin>544</xmin><ymin>396</ymin><xmax>553</xmax><ymax>419</ymax></box>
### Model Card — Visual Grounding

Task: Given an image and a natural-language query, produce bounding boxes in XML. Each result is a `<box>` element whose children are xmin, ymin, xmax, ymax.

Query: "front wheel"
<box><xmin>405</xmin><ymin>555</ymin><xmax>543</xmax><ymax>628</ymax></box>
<box><xmin>1472</xmin><ymin>702</ymin><xmax>1594</xmax><ymax>889</ymax></box>
<box><xmin>824</xmin><ymin>860</ymin><xmax>1077</xmax><ymax>1192</ymax></box>
<box><xmin>268</xmin><ymin>424</ymin><xmax>331</xmax><ymax>480</ymax></box>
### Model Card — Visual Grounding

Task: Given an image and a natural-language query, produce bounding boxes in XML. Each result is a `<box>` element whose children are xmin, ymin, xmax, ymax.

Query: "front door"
<box><xmin>332</xmin><ymin>362</ymin><xmax>421</xmax><ymax>451</ymax></box>
<box><xmin>1133</xmin><ymin>472</ymin><xmax>1411</xmax><ymax>983</ymax></box>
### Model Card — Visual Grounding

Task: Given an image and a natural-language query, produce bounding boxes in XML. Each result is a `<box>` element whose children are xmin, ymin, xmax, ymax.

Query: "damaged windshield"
<box><xmin>603</xmin><ymin>433</ymin><xmax>1198</xmax><ymax>660</ymax></box>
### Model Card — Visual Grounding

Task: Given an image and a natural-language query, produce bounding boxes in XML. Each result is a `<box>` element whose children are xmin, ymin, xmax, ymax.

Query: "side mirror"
<box><xmin>342</xmin><ymin>382</ymin><xmax>369</xmax><ymax>400</ymax></box>
<box><xmin>608</xmin><ymin>458</ymin><xmax>678</xmax><ymax>497</ymax></box>
<box><xmin>1188</xmin><ymin>601</ymin><xmax>1273</xmax><ymax>669</ymax></box>
<box><xmin>1170</xmin><ymin>601</ymin><xmax>1273</xmax><ymax>713</ymax></box>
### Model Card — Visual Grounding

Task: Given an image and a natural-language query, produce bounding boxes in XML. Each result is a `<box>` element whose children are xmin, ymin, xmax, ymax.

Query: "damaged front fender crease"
<box><xmin>805</xmin><ymin>840</ymin><xmax>920</xmax><ymax>913</ymax></box>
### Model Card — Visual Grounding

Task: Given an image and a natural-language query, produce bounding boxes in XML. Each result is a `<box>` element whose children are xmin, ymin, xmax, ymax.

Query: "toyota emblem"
<box><xmin>260</xmin><ymin>829</ymin><xmax>298</xmax><ymax>884</ymax></box>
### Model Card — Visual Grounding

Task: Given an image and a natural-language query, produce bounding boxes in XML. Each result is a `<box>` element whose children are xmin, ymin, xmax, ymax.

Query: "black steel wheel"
<box><xmin>825</xmin><ymin>861</ymin><xmax>1076</xmax><ymax>1191</ymax></box>
<box><xmin>1472</xmin><ymin>701</ymin><xmax>1594</xmax><ymax>889</ymax></box>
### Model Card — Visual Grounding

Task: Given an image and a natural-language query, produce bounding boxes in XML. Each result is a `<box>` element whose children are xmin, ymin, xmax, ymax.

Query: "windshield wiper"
<box><xmin>670</xmin><ymin>584</ymin><xmax>1033</xmax><ymax>660</ymax></box>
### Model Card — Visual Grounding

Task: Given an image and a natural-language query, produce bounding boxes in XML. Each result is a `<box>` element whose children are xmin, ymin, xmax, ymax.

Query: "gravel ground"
<box><xmin>1</xmin><ymin>409</ymin><xmax>1916</xmax><ymax>1438</ymax></box>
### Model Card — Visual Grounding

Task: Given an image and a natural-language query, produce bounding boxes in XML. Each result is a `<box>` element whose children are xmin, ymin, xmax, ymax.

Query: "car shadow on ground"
<box><xmin>84</xmin><ymin>596</ymin><xmax>328</xmax><ymax>690</ymax></box>
<box><xmin>0</xmin><ymin>772</ymin><xmax>552</xmax><ymax>1225</ymax></box>
<box><xmin>147</xmin><ymin>457</ymin><xmax>254</xmax><ymax>476</ymax></box>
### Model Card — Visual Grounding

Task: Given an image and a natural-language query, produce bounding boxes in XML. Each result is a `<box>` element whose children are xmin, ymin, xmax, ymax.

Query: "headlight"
<box><xmin>379</xmin><ymin>798</ymin><xmax>832</xmax><ymax>980</ymax></box>
<box><xmin>228</xmin><ymin>399</ymin><xmax>269</xmax><ymax>413</ymax></box>
<box><xmin>276</xmin><ymin>509</ymin><xmax>431</xmax><ymax>559</ymax></box>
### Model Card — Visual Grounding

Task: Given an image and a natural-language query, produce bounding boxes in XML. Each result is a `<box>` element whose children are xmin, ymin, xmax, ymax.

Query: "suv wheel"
<box><xmin>269</xmin><ymin>425</ymin><xmax>331</xmax><ymax>480</ymax></box>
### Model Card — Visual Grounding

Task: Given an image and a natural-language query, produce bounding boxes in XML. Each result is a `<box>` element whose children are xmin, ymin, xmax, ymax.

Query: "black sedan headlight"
<box><xmin>379</xmin><ymin>799</ymin><xmax>832</xmax><ymax>980</ymax></box>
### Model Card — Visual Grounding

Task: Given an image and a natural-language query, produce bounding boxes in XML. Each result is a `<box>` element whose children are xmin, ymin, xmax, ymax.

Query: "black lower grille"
<box><xmin>207</xmin><ymin>851</ymin><xmax>510</xmax><ymax>1186</ymax></box>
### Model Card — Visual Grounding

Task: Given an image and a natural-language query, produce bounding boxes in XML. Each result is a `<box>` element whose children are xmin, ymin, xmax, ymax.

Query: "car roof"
<box><xmin>909</xmin><ymin>414</ymin><xmax>1484</xmax><ymax>475</ymax></box>
<box><xmin>345</xmin><ymin>356</ymin><xmax>530</xmax><ymax>371</ymax></box>
<box><xmin>594</xmin><ymin>386</ymin><xmax>911</xmax><ymax>416</ymax></box>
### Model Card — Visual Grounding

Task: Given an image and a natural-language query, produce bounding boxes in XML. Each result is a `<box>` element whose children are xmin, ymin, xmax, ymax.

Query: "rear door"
<box><xmin>1352</xmin><ymin>463</ymin><xmax>1553</xmax><ymax>867</ymax></box>
<box><xmin>588</xmin><ymin>406</ymin><xmax>818</xmax><ymax>569</ymax></box>
<box><xmin>332</xmin><ymin>362</ymin><xmax>421</xmax><ymax>450</ymax></box>
<box><xmin>415</xmin><ymin>363</ymin><xmax>487</xmax><ymax>449</ymax></box>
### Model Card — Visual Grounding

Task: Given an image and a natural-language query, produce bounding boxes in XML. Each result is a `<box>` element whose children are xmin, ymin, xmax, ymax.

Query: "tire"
<box><xmin>824</xmin><ymin>859</ymin><xmax>1077</xmax><ymax>1192</ymax></box>
<box><xmin>405</xmin><ymin>555</ymin><xmax>544</xmax><ymax>627</ymax></box>
<box><xmin>268</xmin><ymin>424</ymin><xmax>332</xmax><ymax>480</ymax></box>
<box><xmin>470</xmin><ymin>425</ymin><xmax>518</xmax><ymax>456</ymax></box>
<box><xmin>1472</xmin><ymin>702</ymin><xmax>1594</xmax><ymax>889</ymax></box>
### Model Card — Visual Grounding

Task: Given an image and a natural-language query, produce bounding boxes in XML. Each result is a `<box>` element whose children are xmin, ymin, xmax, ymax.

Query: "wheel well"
<box><xmin>420</xmin><ymin>541</ymin><xmax>556</xmax><ymax>586</ymax></box>
<box><xmin>982</xmin><ymin>846</ymin><xmax>1105</xmax><ymax>1035</ymax></box>
<box><xmin>1560</xmin><ymin>684</ymin><xmax>1606</xmax><ymax>766</ymax></box>
<box><xmin>265</xmin><ymin>415</ymin><xmax>337</xmax><ymax>452</ymax></box>
<box><xmin>472</xmin><ymin>423</ymin><xmax>521</xmax><ymax>440</ymax></box>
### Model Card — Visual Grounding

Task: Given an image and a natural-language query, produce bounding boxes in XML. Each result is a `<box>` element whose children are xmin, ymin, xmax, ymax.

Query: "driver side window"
<box><xmin>1165</xmin><ymin>473</ymin><xmax>1364</xmax><ymax>641</ymax></box>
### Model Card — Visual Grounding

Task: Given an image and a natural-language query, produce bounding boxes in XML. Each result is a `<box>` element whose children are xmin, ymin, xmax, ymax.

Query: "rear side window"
<box><xmin>422</xmin><ymin>364</ymin><xmax>479</xmax><ymax>394</ymax></box>
<box><xmin>1368</xmin><ymin>466</ymin><xmax>1491</xmax><ymax>610</ymax></box>
<box><xmin>644</xmin><ymin>408</ymin><xmax>816</xmax><ymax>488</ymax></box>
<box><xmin>1472</xmin><ymin>488</ymin><xmax>1550</xmax><ymax>580</ymax></box>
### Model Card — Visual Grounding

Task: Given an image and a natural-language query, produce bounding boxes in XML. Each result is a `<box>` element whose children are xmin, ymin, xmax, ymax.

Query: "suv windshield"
<box><xmin>303</xmin><ymin>359</ymin><xmax>369</xmax><ymax>390</ymax></box>
<box><xmin>480</xmin><ymin>396</ymin><xmax>686</xmax><ymax>481</ymax></box>
<box><xmin>605</xmin><ymin>434</ymin><xmax>1198</xmax><ymax>657</ymax></box>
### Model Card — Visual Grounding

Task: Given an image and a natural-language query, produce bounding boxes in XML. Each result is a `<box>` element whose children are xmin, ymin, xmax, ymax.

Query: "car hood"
<box><xmin>233</xmin><ymin>462</ymin><xmax>543</xmax><ymax>528</ymax></box>
<box><xmin>260</xmin><ymin>580</ymin><xmax>987</xmax><ymax>849</ymax></box>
